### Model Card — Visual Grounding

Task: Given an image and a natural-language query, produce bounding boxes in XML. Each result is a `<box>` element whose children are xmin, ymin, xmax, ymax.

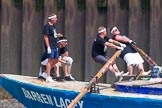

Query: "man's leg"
<box><xmin>46</xmin><ymin>58</ymin><xmax>55</xmax><ymax>82</ymax></box>
<box><xmin>93</xmin><ymin>55</ymin><xmax>108</xmax><ymax>65</ymax></box>
<box><xmin>46</xmin><ymin>58</ymin><xmax>53</xmax><ymax>76</ymax></box>
<box><xmin>54</xmin><ymin>62</ymin><xmax>61</xmax><ymax>77</ymax></box>
<box><xmin>62</xmin><ymin>57</ymin><xmax>75</xmax><ymax>80</ymax></box>
<box><xmin>112</xmin><ymin>64</ymin><xmax>120</xmax><ymax>73</ymax></box>
<box><xmin>38</xmin><ymin>65</ymin><xmax>47</xmax><ymax>79</ymax></box>
<box><xmin>53</xmin><ymin>59</ymin><xmax>64</xmax><ymax>81</ymax></box>
<box><xmin>62</xmin><ymin>63</ymin><xmax>69</xmax><ymax>76</ymax></box>
<box><xmin>54</xmin><ymin>64</ymin><xmax>63</xmax><ymax>81</ymax></box>
<box><xmin>137</xmin><ymin>63</ymin><xmax>151</xmax><ymax>75</ymax></box>
<box><xmin>38</xmin><ymin>58</ymin><xmax>48</xmax><ymax>78</ymax></box>
<box><xmin>127</xmin><ymin>64</ymin><xmax>133</xmax><ymax>75</ymax></box>
<box><xmin>137</xmin><ymin>63</ymin><xmax>144</xmax><ymax>72</ymax></box>
<box><xmin>93</xmin><ymin>55</ymin><xmax>123</xmax><ymax>77</ymax></box>
<box><xmin>63</xmin><ymin>64</ymin><xmax>75</xmax><ymax>81</ymax></box>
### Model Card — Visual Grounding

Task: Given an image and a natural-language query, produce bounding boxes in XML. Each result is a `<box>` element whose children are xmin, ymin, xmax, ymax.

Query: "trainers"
<box><xmin>56</xmin><ymin>76</ymin><xmax>64</xmax><ymax>82</ymax></box>
<box><xmin>122</xmin><ymin>72</ymin><xmax>130</xmax><ymax>76</ymax></box>
<box><xmin>142</xmin><ymin>71</ymin><xmax>151</xmax><ymax>75</ymax></box>
<box><xmin>65</xmin><ymin>76</ymin><xmax>75</xmax><ymax>81</ymax></box>
<box><xmin>41</xmin><ymin>72</ymin><xmax>48</xmax><ymax>79</ymax></box>
<box><xmin>115</xmin><ymin>71</ymin><xmax>124</xmax><ymax>77</ymax></box>
<box><xmin>69</xmin><ymin>74</ymin><xmax>75</xmax><ymax>80</ymax></box>
<box><xmin>38</xmin><ymin>67</ymin><xmax>42</xmax><ymax>77</ymax></box>
<box><xmin>46</xmin><ymin>76</ymin><xmax>54</xmax><ymax>83</ymax></box>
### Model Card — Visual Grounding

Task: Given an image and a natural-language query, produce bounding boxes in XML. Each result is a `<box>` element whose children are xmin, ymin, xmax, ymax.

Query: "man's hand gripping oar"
<box><xmin>67</xmin><ymin>50</ymin><xmax>122</xmax><ymax>108</ymax></box>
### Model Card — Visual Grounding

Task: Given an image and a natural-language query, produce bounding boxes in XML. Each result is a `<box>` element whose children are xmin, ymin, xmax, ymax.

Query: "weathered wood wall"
<box><xmin>150</xmin><ymin>0</ymin><xmax>162</xmax><ymax>66</ymax></box>
<box><xmin>22</xmin><ymin>0</ymin><xmax>44</xmax><ymax>76</ymax></box>
<box><xmin>1</xmin><ymin>0</ymin><xmax>22</xmax><ymax>74</ymax></box>
<box><xmin>0</xmin><ymin>0</ymin><xmax>162</xmax><ymax>83</ymax></box>
<box><xmin>85</xmin><ymin>0</ymin><xmax>108</xmax><ymax>82</ymax></box>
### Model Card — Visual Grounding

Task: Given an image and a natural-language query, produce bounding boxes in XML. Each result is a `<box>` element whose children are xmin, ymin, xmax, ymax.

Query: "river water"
<box><xmin>0</xmin><ymin>99</ymin><xmax>25</xmax><ymax>108</ymax></box>
<box><xmin>0</xmin><ymin>87</ymin><xmax>25</xmax><ymax>108</ymax></box>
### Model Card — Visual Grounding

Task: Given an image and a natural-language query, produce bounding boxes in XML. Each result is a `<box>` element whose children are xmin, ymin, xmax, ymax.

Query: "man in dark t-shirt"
<box><xmin>43</xmin><ymin>13</ymin><xmax>59</xmax><ymax>82</ymax></box>
<box><xmin>110</xmin><ymin>26</ymin><xmax>150</xmax><ymax>75</ymax></box>
<box><xmin>91</xmin><ymin>26</ymin><xmax>125</xmax><ymax>77</ymax></box>
<box><xmin>55</xmin><ymin>37</ymin><xmax>75</xmax><ymax>81</ymax></box>
<box><xmin>39</xmin><ymin>37</ymin><xmax>75</xmax><ymax>81</ymax></box>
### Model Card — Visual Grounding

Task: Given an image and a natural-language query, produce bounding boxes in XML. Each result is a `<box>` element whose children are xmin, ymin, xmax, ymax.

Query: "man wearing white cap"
<box><xmin>43</xmin><ymin>13</ymin><xmax>59</xmax><ymax>82</ymax></box>
<box><xmin>110</xmin><ymin>26</ymin><xmax>150</xmax><ymax>75</ymax></box>
<box><xmin>91</xmin><ymin>26</ymin><xmax>125</xmax><ymax>77</ymax></box>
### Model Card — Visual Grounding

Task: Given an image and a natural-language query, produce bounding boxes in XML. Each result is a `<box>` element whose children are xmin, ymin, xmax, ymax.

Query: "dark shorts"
<box><xmin>93</xmin><ymin>55</ymin><xmax>110</xmax><ymax>65</ymax></box>
<box><xmin>47</xmin><ymin>48</ymin><xmax>59</xmax><ymax>59</ymax></box>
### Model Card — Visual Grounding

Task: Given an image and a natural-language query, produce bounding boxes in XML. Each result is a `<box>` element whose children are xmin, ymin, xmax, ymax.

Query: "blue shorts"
<box><xmin>47</xmin><ymin>48</ymin><xmax>59</xmax><ymax>59</ymax></box>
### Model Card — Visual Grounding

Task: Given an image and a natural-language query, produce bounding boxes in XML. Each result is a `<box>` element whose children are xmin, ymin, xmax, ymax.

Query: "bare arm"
<box><xmin>58</xmin><ymin>51</ymin><xmax>69</xmax><ymax>64</ymax></box>
<box><xmin>109</xmin><ymin>39</ymin><xmax>121</xmax><ymax>46</ymax></box>
<box><xmin>114</xmin><ymin>35</ymin><xmax>132</xmax><ymax>43</ymax></box>
<box><xmin>44</xmin><ymin>35</ymin><xmax>50</xmax><ymax>48</ymax></box>
<box><xmin>104</xmin><ymin>41</ymin><xmax>120</xmax><ymax>49</ymax></box>
<box><xmin>58</xmin><ymin>57</ymin><xmax>66</xmax><ymax>64</ymax></box>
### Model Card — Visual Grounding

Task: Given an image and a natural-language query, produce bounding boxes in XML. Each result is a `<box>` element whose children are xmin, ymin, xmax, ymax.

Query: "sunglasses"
<box><xmin>113</xmin><ymin>29</ymin><xmax>118</xmax><ymax>32</ymax></box>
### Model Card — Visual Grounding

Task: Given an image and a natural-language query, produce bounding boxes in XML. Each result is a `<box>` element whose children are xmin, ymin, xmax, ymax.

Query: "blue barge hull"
<box><xmin>115</xmin><ymin>79</ymin><xmax>162</xmax><ymax>95</ymax></box>
<box><xmin>0</xmin><ymin>74</ymin><xmax>162</xmax><ymax>108</ymax></box>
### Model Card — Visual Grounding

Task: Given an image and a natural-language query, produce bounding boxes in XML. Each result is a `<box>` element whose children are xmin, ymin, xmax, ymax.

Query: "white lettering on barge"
<box><xmin>21</xmin><ymin>88</ymin><xmax>83</xmax><ymax>108</ymax></box>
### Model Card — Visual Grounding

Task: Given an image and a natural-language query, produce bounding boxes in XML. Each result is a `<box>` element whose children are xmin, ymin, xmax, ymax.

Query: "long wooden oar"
<box><xmin>134</xmin><ymin>69</ymin><xmax>143</xmax><ymax>80</ymax></box>
<box><xmin>67</xmin><ymin>50</ymin><xmax>122</xmax><ymax>108</ymax></box>
<box><xmin>131</xmin><ymin>43</ymin><xmax>157</xmax><ymax>66</ymax></box>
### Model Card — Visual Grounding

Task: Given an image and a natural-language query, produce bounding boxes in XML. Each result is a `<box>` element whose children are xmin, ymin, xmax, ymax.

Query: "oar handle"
<box><xmin>67</xmin><ymin>50</ymin><xmax>122</xmax><ymax>108</ymax></box>
<box><xmin>67</xmin><ymin>88</ymin><xmax>88</xmax><ymax>108</ymax></box>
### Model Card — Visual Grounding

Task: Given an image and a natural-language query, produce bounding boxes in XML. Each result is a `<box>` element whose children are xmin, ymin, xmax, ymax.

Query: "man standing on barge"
<box><xmin>43</xmin><ymin>13</ymin><xmax>59</xmax><ymax>82</ymax></box>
